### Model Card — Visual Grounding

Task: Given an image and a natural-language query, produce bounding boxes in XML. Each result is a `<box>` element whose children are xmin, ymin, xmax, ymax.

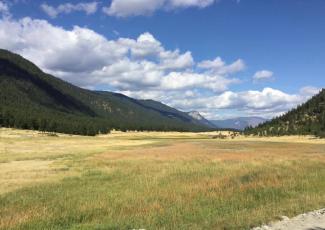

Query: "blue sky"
<box><xmin>0</xmin><ymin>0</ymin><xmax>324</xmax><ymax>119</ymax></box>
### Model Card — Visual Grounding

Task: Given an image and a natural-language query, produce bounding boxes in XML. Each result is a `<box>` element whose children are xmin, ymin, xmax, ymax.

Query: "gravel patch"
<box><xmin>252</xmin><ymin>209</ymin><xmax>325</xmax><ymax>230</ymax></box>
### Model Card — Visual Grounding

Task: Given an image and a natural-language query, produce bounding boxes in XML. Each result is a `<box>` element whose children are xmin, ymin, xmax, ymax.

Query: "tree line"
<box><xmin>244</xmin><ymin>89</ymin><xmax>325</xmax><ymax>138</ymax></box>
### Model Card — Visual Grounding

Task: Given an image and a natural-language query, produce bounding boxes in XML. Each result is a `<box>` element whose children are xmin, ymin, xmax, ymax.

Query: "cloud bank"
<box><xmin>0</xmin><ymin>16</ymin><xmax>314</xmax><ymax>119</ymax></box>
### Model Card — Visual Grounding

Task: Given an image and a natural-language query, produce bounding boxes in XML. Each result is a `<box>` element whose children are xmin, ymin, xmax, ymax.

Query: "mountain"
<box><xmin>211</xmin><ymin>117</ymin><xmax>267</xmax><ymax>130</ymax></box>
<box><xmin>245</xmin><ymin>89</ymin><xmax>325</xmax><ymax>137</ymax></box>
<box><xmin>187</xmin><ymin>111</ymin><xmax>217</xmax><ymax>128</ymax></box>
<box><xmin>0</xmin><ymin>49</ymin><xmax>211</xmax><ymax>135</ymax></box>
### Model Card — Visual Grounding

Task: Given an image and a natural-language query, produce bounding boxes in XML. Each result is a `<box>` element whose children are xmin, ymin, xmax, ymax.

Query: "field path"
<box><xmin>253</xmin><ymin>208</ymin><xmax>325</xmax><ymax>230</ymax></box>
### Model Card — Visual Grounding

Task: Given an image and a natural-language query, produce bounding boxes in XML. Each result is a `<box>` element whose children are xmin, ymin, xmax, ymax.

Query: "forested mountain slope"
<box><xmin>187</xmin><ymin>111</ymin><xmax>217</xmax><ymax>128</ymax></box>
<box><xmin>0</xmin><ymin>49</ymin><xmax>210</xmax><ymax>135</ymax></box>
<box><xmin>244</xmin><ymin>89</ymin><xmax>325</xmax><ymax>137</ymax></box>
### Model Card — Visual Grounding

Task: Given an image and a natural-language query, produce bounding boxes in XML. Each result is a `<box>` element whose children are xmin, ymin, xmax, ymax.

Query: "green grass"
<box><xmin>0</xmin><ymin>129</ymin><xmax>325</xmax><ymax>229</ymax></box>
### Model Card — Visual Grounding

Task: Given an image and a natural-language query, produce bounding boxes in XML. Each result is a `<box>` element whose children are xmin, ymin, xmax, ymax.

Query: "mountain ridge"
<box><xmin>0</xmin><ymin>49</ymin><xmax>211</xmax><ymax>135</ymax></box>
<box><xmin>211</xmin><ymin>117</ymin><xmax>268</xmax><ymax>131</ymax></box>
<box><xmin>187</xmin><ymin>111</ymin><xmax>217</xmax><ymax>128</ymax></box>
<box><xmin>245</xmin><ymin>89</ymin><xmax>325</xmax><ymax>137</ymax></box>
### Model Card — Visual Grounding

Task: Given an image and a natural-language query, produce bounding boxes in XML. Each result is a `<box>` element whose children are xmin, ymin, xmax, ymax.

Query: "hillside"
<box><xmin>244</xmin><ymin>89</ymin><xmax>325</xmax><ymax>137</ymax></box>
<box><xmin>187</xmin><ymin>111</ymin><xmax>217</xmax><ymax>128</ymax></box>
<box><xmin>211</xmin><ymin>117</ymin><xmax>267</xmax><ymax>131</ymax></box>
<box><xmin>0</xmin><ymin>49</ymin><xmax>211</xmax><ymax>135</ymax></box>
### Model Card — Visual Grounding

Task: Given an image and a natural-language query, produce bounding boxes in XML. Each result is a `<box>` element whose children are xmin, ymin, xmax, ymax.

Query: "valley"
<box><xmin>0</xmin><ymin>1</ymin><xmax>324</xmax><ymax>229</ymax></box>
<box><xmin>1</xmin><ymin>128</ymin><xmax>325</xmax><ymax>229</ymax></box>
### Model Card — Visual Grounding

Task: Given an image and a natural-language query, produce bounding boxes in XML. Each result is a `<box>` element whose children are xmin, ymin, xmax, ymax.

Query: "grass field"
<box><xmin>0</xmin><ymin>128</ymin><xmax>325</xmax><ymax>229</ymax></box>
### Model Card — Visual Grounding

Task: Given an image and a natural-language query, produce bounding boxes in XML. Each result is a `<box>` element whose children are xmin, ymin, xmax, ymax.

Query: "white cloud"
<box><xmin>299</xmin><ymin>86</ymin><xmax>320</xmax><ymax>97</ymax></box>
<box><xmin>119</xmin><ymin>32</ymin><xmax>163</xmax><ymax>59</ymax></box>
<box><xmin>160</xmin><ymin>51</ymin><xmax>194</xmax><ymax>70</ymax></box>
<box><xmin>40</xmin><ymin>4</ymin><xmax>57</xmax><ymax>18</ymax></box>
<box><xmin>161</xmin><ymin>87</ymin><xmax>309</xmax><ymax>119</ymax></box>
<box><xmin>103</xmin><ymin>0</ymin><xmax>217</xmax><ymax>17</ymax></box>
<box><xmin>198</xmin><ymin>57</ymin><xmax>245</xmax><ymax>75</ymax></box>
<box><xmin>119</xmin><ymin>86</ymin><xmax>312</xmax><ymax>120</ymax></box>
<box><xmin>161</xmin><ymin>72</ymin><xmax>238</xmax><ymax>92</ymax></box>
<box><xmin>0</xmin><ymin>16</ymin><xmax>310</xmax><ymax>120</ymax></box>
<box><xmin>103</xmin><ymin>0</ymin><xmax>164</xmax><ymax>17</ymax></box>
<box><xmin>167</xmin><ymin>0</ymin><xmax>216</xmax><ymax>8</ymax></box>
<box><xmin>41</xmin><ymin>2</ymin><xmax>99</xmax><ymax>18</ymax></box>
<box><xmin>93</xmin><ymin>59</ymin><xmax>164</xmax><ymax>90</ymax></box>
<box><xmin>241</xmin><ymin>88</ymin><xmax>299</xmax><ymax>110</ymax></box>
<box><xmin>0</xmin><ymin>1</ymin><xmax>11</xmax><ymax>18</ymax></box>
<box><xmin>253</xmin><ymin>70</ymin><xmax>274</xmax><ymax>82</ymax></box>
<box><xmin>0</xmin><ymin>17</ymin><xmax>240</xmax><ymax>91</ymax></box>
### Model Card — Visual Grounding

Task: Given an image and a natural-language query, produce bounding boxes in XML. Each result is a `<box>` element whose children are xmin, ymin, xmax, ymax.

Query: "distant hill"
<box><xmin>211</xmin><ymin>117</ymin><xmax>267</xmax><ymax>131</ymax></box>
<box><xmin>187</xmin><ymin>111</ymin><xmax>217</xmax><ymax>128</ymax></box>
<box><xmin>0</xmin><ymin>49</ymin><xmax>211</xmax><ymax>135</ymax></box>
<box><xmin>245</xmin><ymin>89</ymin><xmax>325</xmax><ymax>137</ymax></box>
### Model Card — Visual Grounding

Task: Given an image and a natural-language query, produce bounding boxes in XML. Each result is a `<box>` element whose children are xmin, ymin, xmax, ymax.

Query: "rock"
<box><xmin>280</xmin><ymin>216</ymin><xmax>290</xmax><ymax>221</ymax></box>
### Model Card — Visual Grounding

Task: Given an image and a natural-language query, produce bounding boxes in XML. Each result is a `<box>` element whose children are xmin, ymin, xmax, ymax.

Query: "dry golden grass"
<box><xmin>0</xmin><ymin>160</ymin><xmax>69</xmax><ymax>194</ymax></box>
<box><xmin>0</xmin><ymin>128</ymin><xmax>160</xmax><ymax>194</ymax></box>
<box><xmin>93</xmin><ymin>140</ymin><xmax>325</xmax><ymax>162</ymax></box>
<box><xmin>0</xmin><ymin>128</ymin><xmax>325</xmax><ymax>229</ymax></box>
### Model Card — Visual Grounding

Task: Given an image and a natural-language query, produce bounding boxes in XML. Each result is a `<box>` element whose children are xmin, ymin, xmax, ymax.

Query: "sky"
<box><xmin>0</xmin><ymin>0</ymin><xmax>324</xmax><ymax>120</ymax></box>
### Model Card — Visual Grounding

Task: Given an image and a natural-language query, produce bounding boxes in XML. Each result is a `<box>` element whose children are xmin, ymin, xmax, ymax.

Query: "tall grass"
<box><xmin>0</xmin><ymin>129</ymin><xmax>325</xmax><ymax>229</ymax></box>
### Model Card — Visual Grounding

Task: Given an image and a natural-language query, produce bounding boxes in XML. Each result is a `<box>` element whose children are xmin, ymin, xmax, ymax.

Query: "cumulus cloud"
<box><xmin>0</xmin><ymin>16</ymin><xmax>311</xmax><ymax>119</ymax></box>
<box><xmin>103</xmin><ymin>0</ymin><xmax>164</xmax><ymax>17</ymax></box>
<box><xmin>198</xmin><ymin>57</ymin><xmax>245</xmax><ymax>75</ymax></box>
<box><xmin>103</xmin><ymin>0</ymin><xmax>218</xmax><ymax>17</ymax></box>
<box><xmin>0</xmin><ymin>17</ymin><xmax>240</xmax><ymax>91</ymax></box>
<box><xmin>160</xmin><ymin>51</ymin><xmax>194</xmax><ymax>70</ymax></box>
<box><xmin>161</xmin><ymin>72</ymin><xmax>238</xmax><ymax>91</ymax></box>
<box><xmin>253</xmin><ymin>70</ymin><xmax>274</xmax><ymax>82</ymax></box>
<box><xmin>152</xmin><ymin>87</ymin><xmax>310</xmax><ymax>119</ymax></box>
<box><xmin>41</xmin><ymin>2</ymin><xmax>99</xmax><ymax>18</ymax></box>
<box><xmin>120</xmin><ymin>87</ymin><xmax>311</xmax><ymax>120</ymax></box>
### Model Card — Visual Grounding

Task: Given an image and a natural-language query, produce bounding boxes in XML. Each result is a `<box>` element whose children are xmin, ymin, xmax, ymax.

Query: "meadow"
<box><xmin>0</xmin><ymin>128</ymin><xmax>325</xmax><ymax>229</ymax></box>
